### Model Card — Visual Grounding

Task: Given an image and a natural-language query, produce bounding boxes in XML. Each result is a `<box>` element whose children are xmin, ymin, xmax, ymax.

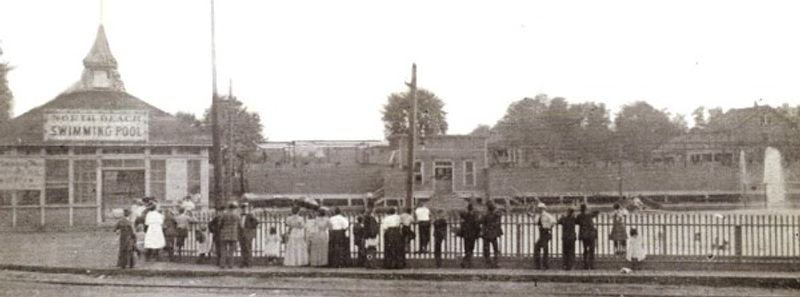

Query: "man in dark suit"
<box><xmin>162</xmin><ymin>208</ymin><xmax>178</xmax><ymax>262</ymax></box>
<box><xmin>219</xmin><ymin>202</ymin><xmax>240</xmax><ymax>269</ymax></box>
<box><xmin>459</xmin><ymin>203</ymin><xmax>480</xmax><ymax>268</ymax></box>
<box><xmin>558</xmin><ymin>207</ymin><xmax>577</xmax><ymax>270</ymax></box>
<box><xmin>576</xmin><ymin>204</ymin><xmax>599</xmax><ymax>270</ymax></box>
<box><xmin>482</xmin><ymin>201</ymin><xmax>503</xmax><ymax>268</ymax></box>
<box><xmin>432</xmin><ymin>210</ymin><xmax>448</xmax><ymax>268</ymax></box>
<box><xmin>238</xmin><ymin>202</ymin><xmax>258</xmax><ymax>268</ymax></box>
<box><xmin>208</xmin><ymin>206</ymin><xmax>224</xmax><ymax>266</ymax></box>
<box><xmin>115</xmin><ymin>209</ymin><xmax>136</xmax><ymax>269</ymax></box>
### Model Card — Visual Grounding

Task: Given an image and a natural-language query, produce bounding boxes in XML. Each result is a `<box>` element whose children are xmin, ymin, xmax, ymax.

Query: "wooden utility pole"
<box><xmin>405</xmin><ymin>64</ymin><xmax>418</xmax><ymax>208</ymax></box>
<box><xmin>210</xmin><ymin>0</ymin><xmax>224</xmax><ymax>208</ymax></box>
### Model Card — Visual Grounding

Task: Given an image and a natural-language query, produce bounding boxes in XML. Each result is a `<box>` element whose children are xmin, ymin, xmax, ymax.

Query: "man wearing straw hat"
<box><xmin>529</xmin><ymin>202</ymin><xmax>556</xmax><ymax>270</ymax></box>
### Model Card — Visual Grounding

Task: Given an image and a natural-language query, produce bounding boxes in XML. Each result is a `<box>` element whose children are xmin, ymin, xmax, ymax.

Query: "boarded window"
<box><xmin>187</xmin><ymin>159</ymin><xmax>202</xmax><ymax>195</ymax></box>
<box><xmin>0</xmin><ymin>191</ymin><xmax>12</xmax><ymax>205</ymax></box>
<box><xmin>464</xmin><ymin>160</ymin><xmax>475</xmax><ymax>186</ymax></box>
<box><xmin>150</xmin><ymin>160</ymin><xmax>166</xmax><ymax>200</ymax></box>
<box><xmin>45</xmin><ymin>160</ymin><xmax>69</xmax><ymax>204</ymax></box>
<box><xmin>73</xmin><ymin>160</ymin><xmax>97</xmax><ymax>204</ymax></box>
<box><xmin>17</xmin><ymin>190</ymin><xmax>40</xmax><ymax>206</ymax></box>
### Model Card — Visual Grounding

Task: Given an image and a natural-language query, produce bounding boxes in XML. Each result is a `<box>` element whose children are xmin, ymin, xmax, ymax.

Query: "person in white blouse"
<box><xmin>414</xmin><ymin>203</ymin><xmax>431</xmax><ymax>253</ymax></box>
<box><xmin>328</xmin><ymin>207</ymin><xmax>350</xmax><ymax>268</ymax></box>
<box><xmin>527</xmin><ymin>202</ymin><xmax>556</xmax><ymax>269</ymax></box>
<box><xmin>381</xmin><ymin>207</ymin><xmax>403</xmax><ymax>269</ymax></box>
<box><xmin>143</xmin><ymin>205</ymin><xmax>166</xmax><ymax>261</ymax></box>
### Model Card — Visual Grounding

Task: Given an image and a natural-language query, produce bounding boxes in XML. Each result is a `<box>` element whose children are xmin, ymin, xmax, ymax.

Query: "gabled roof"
<box><xmin>0</xmin><ymin>90</ymin><xmax>210</xmax><ymax>147</ymax></box>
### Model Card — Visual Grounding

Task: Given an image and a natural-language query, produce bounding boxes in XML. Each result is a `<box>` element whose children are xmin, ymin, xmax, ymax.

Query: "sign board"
<box><xmin>0</xmin><ymin>158</ymin><xmax>44</xmax><ymax>190</ymax></box>
<box><xmin>44</xmin><ymin>109</ymin><xmax>149</xmax><ymax>142</ymax></box>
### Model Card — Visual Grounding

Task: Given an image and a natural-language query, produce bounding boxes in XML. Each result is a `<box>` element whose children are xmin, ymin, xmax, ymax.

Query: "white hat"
<box><xmin>537</xmin><ymin>202</ymin><xmax>546</xmax><ymax>208</ymax></box>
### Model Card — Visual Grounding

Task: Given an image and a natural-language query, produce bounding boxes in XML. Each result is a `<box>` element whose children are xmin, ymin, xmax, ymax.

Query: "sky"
<box><xmin>1</xmin><ymin>0</ymin><xmax>800</xmax><ymax>141</ymax></box>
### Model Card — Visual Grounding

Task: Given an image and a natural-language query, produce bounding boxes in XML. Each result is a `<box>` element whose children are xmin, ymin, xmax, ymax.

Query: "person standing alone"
<box><xmin>238</xmin><ymin>202</ymin><xmax>258</xmax><ymax>268</ymax></box>
<box><xmin>218</xmin><ymin>202</ymin><xmax>240</xmax><ymax>269</ymax></box>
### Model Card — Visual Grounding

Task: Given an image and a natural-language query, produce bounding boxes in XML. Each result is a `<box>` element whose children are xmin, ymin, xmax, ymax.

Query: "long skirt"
<box><xmin>308</xmin><ymin>231</ymin><xmax>329</xmax><ymax>267</ymax></box>
<box><xmin>329</xmin><ymin>230</ymin><xmax>349</xmax><ymax>268</ymax></box>
<box><xmin>284</xmin><ymin>228</ymin><xmax>309</xmax><ymax>266</ymax></box>
<box><xmin>383</xmin><ymin>227</ymin><xmax>403</xmax><ymax>269</ymax></box>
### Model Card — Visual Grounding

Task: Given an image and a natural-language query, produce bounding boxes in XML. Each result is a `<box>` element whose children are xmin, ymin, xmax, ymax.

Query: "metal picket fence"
<box><xmin>179</xmin><ymin>210</ymin><xmax>800</xmax><ymax>262</ymax></box>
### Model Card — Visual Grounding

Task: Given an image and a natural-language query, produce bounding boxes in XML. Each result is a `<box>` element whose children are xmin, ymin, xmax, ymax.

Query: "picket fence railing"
<box><xmin>179</xmin><ymin>210</ymin><xmax>800</xmax><ymax>262</ymax></box>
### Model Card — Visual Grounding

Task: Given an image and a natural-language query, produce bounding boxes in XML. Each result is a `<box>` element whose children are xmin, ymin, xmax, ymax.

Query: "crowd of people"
<box><xmin>114</xmin><ymin>197</ymin><xmax>646</xmax><ymax>272</ymax></box>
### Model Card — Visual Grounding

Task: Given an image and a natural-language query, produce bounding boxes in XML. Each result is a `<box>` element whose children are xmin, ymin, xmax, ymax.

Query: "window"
<box><xmin>103</xmin><ymin>148</ymin><xmax>144</xmax><ymax>155</ymax></box>
<box><xmin>45</xmin><ymin>160</ymin><xmax>69</xmax><ymax>204</ymax></box>
<box><xmin>150</xmin><ymin>147</ymin><xmax>172</xmax><ymax>155</ymax></box>
<box><xmin>187</xmin><ymin>159</ymin><xmax>202</xmax><ymax>197</ymax></box>
<box><xmin>464</xmin><ymin>160</ymin><xmax>475</xmax><ymax>186</ymax></box>
<box><xmin>102</xmin><ymin>159</ymin><xmax>144</xmax><ymax>168</ymax></box>
<box><xmin>177</xmin><ymin>147</ymin><xmax>202</xmax><ymax>155</ymax></box>
<box><xmin>19</xmin><ymin>147</ymin><xmax>41</xmax><ymax>155</ymax></box>
<box><xmin>73</xmin><ymin>147</ymin><xmax>98</xmax><ymax>155</ymax></box>
<box><xmin>17</xmin><ymin>190</ymin><xmax>40</xmax><ymax>206</ymax></box>
<box><xmin>73</xmin><ymin>160</ymin><xmax>97</xmax><ymax>204</ymax></box>
<box><xmin>413</xmin><ymin>161</ymin><xmax>423</xmax><ymax>186</ymax></box>
<box><xmin>150</xmin><ymin>160</ymin><xmax>166</xmax><ymax>200</ymax></box>
<box><xmin>0</xmin><ymin>191</ymin><xmax>12</xmax><ymax>206</ymax></box>
<box><xmin>45</xmin><ymin>147</ymin><xmax>68</xmax><ymax>155</ymax></box>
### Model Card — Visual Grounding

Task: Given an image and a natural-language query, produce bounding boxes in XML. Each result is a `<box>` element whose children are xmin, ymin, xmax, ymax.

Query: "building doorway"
<box><xmin>101</xmin><ymin>170</ymin><xmax>145</xmax><ymax>221</ymax></box>
<box><xmin>433</xmin><ymin>161</ymin><xmax>454</xmax><ymax>195</ymax></box>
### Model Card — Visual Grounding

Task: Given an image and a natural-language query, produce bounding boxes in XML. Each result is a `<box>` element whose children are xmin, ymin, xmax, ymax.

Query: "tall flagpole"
<box><xmin>210</xmin><ymin>0</ymin><xmax>224</xmax><ymax>207</ymax></box>
<box><xmin>404</xmin><ymin>64</ymin><xmax>417</xmax><ymax>208</ymax></box>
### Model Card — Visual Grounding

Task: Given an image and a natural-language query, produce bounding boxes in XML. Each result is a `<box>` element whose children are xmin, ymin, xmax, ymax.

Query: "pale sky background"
<box><xmin>1</xmin><ymin>0</ymin><xmax>799</xmax><ymax>141</ymax></box>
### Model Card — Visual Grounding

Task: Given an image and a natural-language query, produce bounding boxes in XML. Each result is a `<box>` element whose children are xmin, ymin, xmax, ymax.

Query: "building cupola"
<box><xmin>79</xmin><ymin>25</ymin><xmax>125</xmax><ymax>91</ymax></box>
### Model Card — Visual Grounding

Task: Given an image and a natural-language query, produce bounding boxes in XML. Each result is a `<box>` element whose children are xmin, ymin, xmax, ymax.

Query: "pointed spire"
<box><xmin>83</xmin><ymin>25</ymin><xmax>117</xmax><ymax>69</ymax></box>
<box><xmin>76</xmin><ymin>25</ymin><xmax>125</xmax><ymax>92</ymax></box>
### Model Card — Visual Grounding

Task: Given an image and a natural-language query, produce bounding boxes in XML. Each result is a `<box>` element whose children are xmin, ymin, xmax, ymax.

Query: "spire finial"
<box><xmin>99</xmin><ymin>0</ymin><xmax>105</xmax><ymax>25</ymax></box>
<box><xmin>228</xmin><ymin>78</ymin><xmax>233</xmax><ymax>98</ymax></box>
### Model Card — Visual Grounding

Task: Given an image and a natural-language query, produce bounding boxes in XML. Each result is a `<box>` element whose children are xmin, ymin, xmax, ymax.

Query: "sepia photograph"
<box><xmin>0</xmin><ymin>0</ymin><xmax>798</xmax><ymax>296</ymax></box>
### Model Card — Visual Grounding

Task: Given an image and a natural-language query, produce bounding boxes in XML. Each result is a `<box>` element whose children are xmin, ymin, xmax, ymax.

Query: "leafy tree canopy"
<box><xmin>381</xmin><ymin>88</ymin><xmax>447</xmax><ymax>139</ymax></box>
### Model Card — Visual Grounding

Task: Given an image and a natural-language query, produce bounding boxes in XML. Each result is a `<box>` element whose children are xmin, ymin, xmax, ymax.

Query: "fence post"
<box><xmin>516</xmin><ymin>223</ymin><xmax>522</xmax><ymax>258</ymax></box>
<box><xmin>660</xmin><ymin>224</ymin><xmax>668</xmax><ymax>256</ymax></box>
<box><xmin>734</xmin><ymin>225</ymin><xmax>743</xmax><ymax>257</ymax></box>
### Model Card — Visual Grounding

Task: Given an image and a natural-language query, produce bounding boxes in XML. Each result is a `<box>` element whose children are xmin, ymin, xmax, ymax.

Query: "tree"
<box><xmin>203</xmin><ymin>96</ymin><xmax>265</xmax><ymax>195</ymax></box>
<box><xmin>495</xmin><ymin>94</ymin><xmax>615</xmax><ymax>164</ymax></box>
<box><xmin>0</xmin><ymin>45</ymin><xmax>12</xmax><ymax>124</ymax></box>
<box><xmin>671</xmin><ymin>113</ymin><xmax>689</xmax><ymax>133</ymax></box>
<box><xmin>469</xmin><ymin>124</ymin><xmax>492</xmax><ymax>136</ymax></box>
<box><xmin>175</xmin><ymin>111</ymin><xmax>202</xmax><ymax>128</ymax></box>
<box><xmin>692</xmin><ymin>106</ymin><xmax>706</xmax><ymax>129</ymax></box>
<box><xmin>707</xmin><ymin>107</ymin><xmax>724</xmax><ymax>125</ymax></box>
<box><xmin>614</xmin><ymin>101</ymin><xmax>684</xmax><ymax>164</ymax></box>
<box><xmin>381</xmin><ymin>88</ymin><xmax>447</xmax><ymax>138</ymax></box>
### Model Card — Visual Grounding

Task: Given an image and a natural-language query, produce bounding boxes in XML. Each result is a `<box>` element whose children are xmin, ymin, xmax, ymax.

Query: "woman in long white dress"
<box><xmin>283</xmin><ymin>207</ymin><xmax>308</xmax><ymax>266</ymax></box>
<box><xmin>144</xmin><ymin>206</ymin><xmax>166</xmax><ymax>261</ymax></box>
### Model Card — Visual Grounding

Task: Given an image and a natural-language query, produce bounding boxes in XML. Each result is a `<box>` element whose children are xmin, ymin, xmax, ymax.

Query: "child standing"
<box><xmin>196</xmin><ymin>225</ymin><xmax>212</xmax><ymax>263</ymax></box>
<box><xmin>264</xmin><ymin>227</ymin><xmax>282</xmax><ymax>265</ymax></box>
<box><xmin>626</xmin><ymin>228</ymin><xmax>646</xmax><ymax>271</ymax></box>
<box><xmin>135</xmin><ymin>224</ymin><xmax>146</xmax><ymax>258</ymax></box>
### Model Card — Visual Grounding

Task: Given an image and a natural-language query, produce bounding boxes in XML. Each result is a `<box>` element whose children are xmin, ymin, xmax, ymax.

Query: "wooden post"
<box><xmin>210</xmin><ymin>0</ymin><xmax>224</xmax><ymax>207</ymax></box>
<box><xmin>404</xmin><ymin>64</ymin><xmax>417</xmax><ymax>208</ymax></box>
